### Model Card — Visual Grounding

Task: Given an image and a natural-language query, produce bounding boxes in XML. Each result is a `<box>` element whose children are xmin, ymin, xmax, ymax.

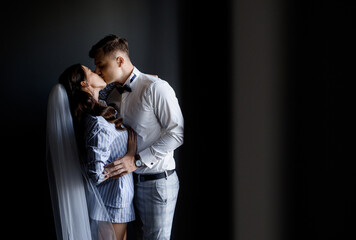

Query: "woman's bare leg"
<box><xmin>112</xmin><ymin>223</ymin><xmax>127</xmax><ymax>240</ymax></box>
<box><xmin>123</xmin><ymin>227</ymin><xmax>127</xmax><ymax>240</ymax></box>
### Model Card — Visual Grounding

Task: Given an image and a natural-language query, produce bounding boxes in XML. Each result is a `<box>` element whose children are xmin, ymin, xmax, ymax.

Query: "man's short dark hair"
<box><xmin>89</xmin><ymin>34</ymin><xmax>129</xmax><ymax>58</ymax></box>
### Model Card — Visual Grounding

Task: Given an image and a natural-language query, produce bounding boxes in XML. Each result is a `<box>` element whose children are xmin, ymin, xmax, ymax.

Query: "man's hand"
<box><xmin>104</xmin><ymin>128</ymin><xmax>138</xmax><ymax>179</ymax></box>
<box><xmin>104</xmin><ymin>155</ymin><xmax>137</xmax><ymax>179</ymax></box>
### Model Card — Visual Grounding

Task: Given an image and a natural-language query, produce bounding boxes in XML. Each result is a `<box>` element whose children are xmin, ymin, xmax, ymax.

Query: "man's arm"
<box><xmin>139</xmin><ymin>80</ymin><xmax>184</xmax><ymax>168</ymax></box>
<box><xmin>104</xmin><ymin>80</ymin><xmax>184</xmax><ymax>178</ymax></box>
<box><xmin>104</xmin><ymin>128</ymin><xmax>138</xmax><ymax>178</ymax></box>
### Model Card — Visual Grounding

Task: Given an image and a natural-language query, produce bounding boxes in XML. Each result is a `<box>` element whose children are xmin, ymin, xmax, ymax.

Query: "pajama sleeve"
<box><xmin>86</xmin><ymin>123</ymin><xmax>113</xmax><ymax>185</ymax></box>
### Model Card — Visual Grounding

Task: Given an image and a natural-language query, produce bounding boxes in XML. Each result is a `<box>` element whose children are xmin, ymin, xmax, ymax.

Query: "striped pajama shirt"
<box><xmin>84</xmin><ymin>115</ymin><xmax>135</xmax><ymax>223</ymax></box>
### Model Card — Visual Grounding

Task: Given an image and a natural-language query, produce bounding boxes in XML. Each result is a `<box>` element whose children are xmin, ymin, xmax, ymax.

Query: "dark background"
<box><xmin>1</xmin><ymin>0</ymin><xmax>355</xmax><ymax>239</ymax></box>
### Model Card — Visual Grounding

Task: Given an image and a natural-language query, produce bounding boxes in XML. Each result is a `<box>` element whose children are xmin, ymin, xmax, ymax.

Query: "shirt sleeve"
<box><xmin>139</xmin><ymin>80</ymin><xmax>184</xmax><ymax>168</ymax></box>
<box><xmin>86</xmin><ymin>124</ymin><xmax>112</xmax><ymax>184</ymax></box>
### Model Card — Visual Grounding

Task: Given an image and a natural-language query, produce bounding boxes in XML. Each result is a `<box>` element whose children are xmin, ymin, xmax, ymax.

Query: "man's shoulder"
<box><xmin>138</xmin><ymin>72</ymin><xmax>160</xmax><ymax>85</ymax></box>
<box><xmin>138</xmin><ymin>73</ymin><xmax>171</xmax><ymax>92</ymax></box>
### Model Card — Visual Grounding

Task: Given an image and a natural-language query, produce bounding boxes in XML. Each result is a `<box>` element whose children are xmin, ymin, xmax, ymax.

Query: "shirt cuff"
<box><xmin>139</xmin><ymin>147</ymin><xmax>159</xmax><ymax>168</ymax></box>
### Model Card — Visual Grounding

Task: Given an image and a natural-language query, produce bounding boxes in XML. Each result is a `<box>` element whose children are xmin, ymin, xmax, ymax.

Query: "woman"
<box><xmin>53</xmin><ymin>63</ymin><xmax>135</xmax><ymax>240</ymax></box>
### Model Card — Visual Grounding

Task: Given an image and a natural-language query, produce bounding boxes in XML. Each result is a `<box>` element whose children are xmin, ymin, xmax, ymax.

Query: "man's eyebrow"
<box><xmin>95</xmin><ymin>61</ymin><xmax>102</xmax><ymax>65</ymax></box>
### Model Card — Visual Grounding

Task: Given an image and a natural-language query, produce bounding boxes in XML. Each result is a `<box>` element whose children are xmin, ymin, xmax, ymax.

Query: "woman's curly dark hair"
<box><xmin>58</xmin><ymin>63</ymin><xmax>124</xmax><ymax>152</ymax></box>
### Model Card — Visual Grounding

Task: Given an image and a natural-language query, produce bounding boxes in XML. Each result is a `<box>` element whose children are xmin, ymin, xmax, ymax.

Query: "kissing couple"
<box><xmin>47</xmin><ymin>34</ymin><xmax>184</xmax><ymax>240</ymax></box>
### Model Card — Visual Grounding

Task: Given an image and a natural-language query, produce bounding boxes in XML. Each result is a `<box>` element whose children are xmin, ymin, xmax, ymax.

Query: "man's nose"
<box><xmin>95</xmin><ymin>67</ymin><xmax>101</xmax><ymax>75</ymax></box>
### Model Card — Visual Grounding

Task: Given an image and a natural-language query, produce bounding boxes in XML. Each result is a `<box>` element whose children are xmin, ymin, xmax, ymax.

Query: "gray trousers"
<box><xmin>133</xmin><ymin>171</ymin><xmax>179</xmax><ymax>240</ymax></box>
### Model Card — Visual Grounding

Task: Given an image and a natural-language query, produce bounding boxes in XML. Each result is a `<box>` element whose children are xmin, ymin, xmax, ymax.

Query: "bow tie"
<box><xmin>116</xmin><ymin>84</ymin><xmax>132</xmax><ymax>94</ymax></box>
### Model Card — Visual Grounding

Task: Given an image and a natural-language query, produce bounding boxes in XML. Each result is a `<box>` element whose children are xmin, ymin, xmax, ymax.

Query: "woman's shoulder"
<box><xmin>84</xmin><ymin>115</ymin><xmax>111</xmax><ymax>134</ymax></box>
<box><xmin>84</xmin><ymin>115</ymin><xmax>117</xmax><ymax>143</ymax></box>
<box><xmin>85</xmin><ymin>114</ymin><xmax>105</xmax><ymax>125</ymax></box>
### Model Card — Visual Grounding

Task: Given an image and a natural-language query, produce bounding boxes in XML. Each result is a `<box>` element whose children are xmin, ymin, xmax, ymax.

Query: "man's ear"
<box><xmin>116</xmin><ymin>56</ymin><xmax>124</xmax><ymax>67</ymax></box>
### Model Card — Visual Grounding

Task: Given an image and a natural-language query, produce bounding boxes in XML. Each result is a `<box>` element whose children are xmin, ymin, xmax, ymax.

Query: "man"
<box><xmin>89</xmin><ymin>34</ymin><xmax>184</xmax><ymax>240</ymax></box>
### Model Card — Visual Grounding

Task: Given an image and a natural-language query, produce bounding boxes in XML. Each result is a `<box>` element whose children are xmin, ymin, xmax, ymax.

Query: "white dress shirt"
<box><xmin>105</xmin><ymin>67</ymin><xmax>184</xmax><ymax>174</ymax></box>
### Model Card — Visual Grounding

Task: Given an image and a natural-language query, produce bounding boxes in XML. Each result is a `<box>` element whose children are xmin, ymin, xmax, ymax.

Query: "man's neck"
<box><xmin>117</xmin><ymin>65</ymin><xmax>134</xmax><ymax>85</ymax></box>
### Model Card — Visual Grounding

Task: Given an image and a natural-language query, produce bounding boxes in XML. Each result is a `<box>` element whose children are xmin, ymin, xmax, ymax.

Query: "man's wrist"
<box><xmin>134</xmin><ymin>154</ymin><xmax>143</xmax><ymax>168</ymax></box>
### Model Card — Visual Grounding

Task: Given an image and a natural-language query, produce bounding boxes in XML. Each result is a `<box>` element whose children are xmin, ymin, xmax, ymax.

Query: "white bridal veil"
<box><xmin>46</xmin><ymin>83</ymin><xmax>116</xmax><ymax>240</ymax></box>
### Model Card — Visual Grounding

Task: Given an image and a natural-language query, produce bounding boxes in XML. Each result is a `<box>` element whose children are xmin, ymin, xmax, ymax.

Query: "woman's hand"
<box><xmin>126</xmin><ymin>128</ymin><xmax>137</xmax><ymax>157</ymax></box>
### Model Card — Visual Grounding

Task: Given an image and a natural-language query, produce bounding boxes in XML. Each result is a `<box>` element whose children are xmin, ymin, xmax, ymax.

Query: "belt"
<box><xmin>133</xmin><ymin>170</ymin><xmax>175</xmax><ymax>182</ymax></box>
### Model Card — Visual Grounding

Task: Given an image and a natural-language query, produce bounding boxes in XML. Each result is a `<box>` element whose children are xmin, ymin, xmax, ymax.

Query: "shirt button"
<box><xmin>151</xmin><ymin>163</ymin><xmax>153</xmax><ymax>165</ymax></box>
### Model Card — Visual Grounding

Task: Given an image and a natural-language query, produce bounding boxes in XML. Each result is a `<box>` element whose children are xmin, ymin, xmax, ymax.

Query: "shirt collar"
<box><xmin>122</xmin><ymin>66</ymin><xmax>140</xmax><ymax>89</ymax></box>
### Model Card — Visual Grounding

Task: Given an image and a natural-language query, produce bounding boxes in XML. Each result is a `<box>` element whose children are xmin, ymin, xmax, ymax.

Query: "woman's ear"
<box><xmin>80</xmin><ymin>81</ymin><xmax>88</xmax><ymax>87</ymax></box>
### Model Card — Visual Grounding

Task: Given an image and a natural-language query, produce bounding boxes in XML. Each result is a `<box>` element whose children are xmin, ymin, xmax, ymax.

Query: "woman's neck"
<box><xmin>92</xmin><ymin>89</ymin><xmax>100</xmax><ymax>102</ymax></box>
<box><xmin>83</xmin><ymin>87</ymin><xmax>100</xmax><ymax>102</ymax></box>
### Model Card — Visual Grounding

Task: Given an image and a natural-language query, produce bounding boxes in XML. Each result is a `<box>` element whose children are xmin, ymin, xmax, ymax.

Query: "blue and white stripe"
<box><xmin>84</xmin><ymin>115</ymin><xmax>135</xmax><ymax>223</ymax></box>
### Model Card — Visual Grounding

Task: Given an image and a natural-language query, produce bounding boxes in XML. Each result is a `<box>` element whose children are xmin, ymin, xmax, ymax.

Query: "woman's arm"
<box><xmin>86</xmin><ymin>126</ymin><xmax>112</xmax><ymax>184</ymax></box>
